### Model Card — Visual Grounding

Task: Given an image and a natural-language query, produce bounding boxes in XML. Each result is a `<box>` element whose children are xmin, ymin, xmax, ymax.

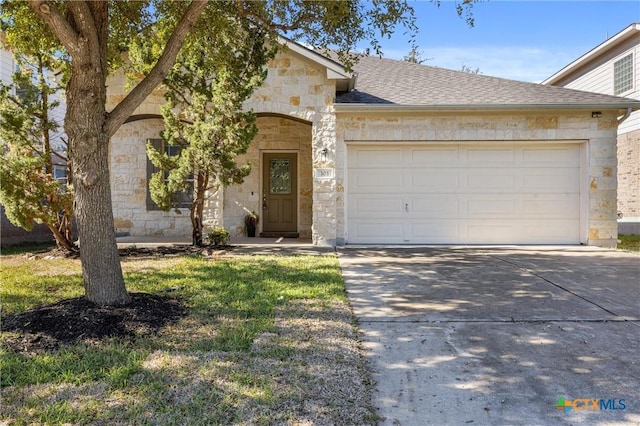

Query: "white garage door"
<box><xmin>347</xmin><ymin>143</ymin><xmax>582</xmax><ymax>244</ymax></box>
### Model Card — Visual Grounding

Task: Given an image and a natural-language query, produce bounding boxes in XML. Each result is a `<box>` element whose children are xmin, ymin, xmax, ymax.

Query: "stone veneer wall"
<box><xmin>242</xmin><ymin>50</ymin><xmax>337</xmax><ymax>245</ymax></box>
<box><xmin>109</xmin><ymin>118</ymin><xmax>192</xmax><ymax>236</ymax></box>
<box><xmin>617</xmin><ymin>129</ymin><xmax>640</xmax><ymax>222</ymax></box>
<box><xmin>212</xmin><ymin>116</ymin><xmax>313</xmax><ymax>238</ymax></box>
<box><xmin>107</xmin><ymin>49</ymin><xmax>337</xmax><ymax>242</ymax></box>
<box><xmin>334</xmin><ymin>110</ymin><xmax>620</xmax><ymax>248</ymax></box>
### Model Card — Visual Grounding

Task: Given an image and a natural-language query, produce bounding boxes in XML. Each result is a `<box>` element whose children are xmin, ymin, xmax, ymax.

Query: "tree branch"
<box><xmin>104</xmin><ymin>0</ymin><xmax>208</xmax><ymax>138</ymax></box>
<box><xmin>234</xmin><ymin>0</ymin><xmax>301</xmax><ymax>32</ymax></box>
<box><xmin>28</xmin><ymin>1</ymin><xmax>80</xmax><ymax>56</ymax></box>
<box><xmin>66</xmin><ymin>1</ymin><xmax>102</xmax><ymax>66</ymax></box>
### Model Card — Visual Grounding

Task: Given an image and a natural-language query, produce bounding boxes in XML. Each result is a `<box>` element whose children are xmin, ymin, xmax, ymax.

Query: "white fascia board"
<box><xmin>277</xmin><ymin>37</ymin><xmax>352</xmax><ymax>80</ymax></box>
<box><xmin>333</xmin><ymin>103</ymin><xmax>640</xmax><ymax>114</ymax></box>
<box><xmin>542</xmin><ymin>23</ymin><xmax>640</xmax><ymax>85</ymax></box>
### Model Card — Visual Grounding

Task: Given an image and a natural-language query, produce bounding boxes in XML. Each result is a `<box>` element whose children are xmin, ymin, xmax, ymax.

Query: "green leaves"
<box><xmin>0</xmin><ymin>41</ymin><xmax>73</xmax><ymax>249</ymax></box>
<box><xmin>146</xmin><ymin>7</ymin><xmax>273</xmax><ymax>218</ymax></box>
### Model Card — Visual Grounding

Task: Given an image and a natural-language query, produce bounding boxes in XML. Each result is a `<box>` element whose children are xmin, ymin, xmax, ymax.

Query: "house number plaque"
<box><xmin>314</xmin><ymin>168</ymin><xmax>334</xmax><ymax>179</ymax></box>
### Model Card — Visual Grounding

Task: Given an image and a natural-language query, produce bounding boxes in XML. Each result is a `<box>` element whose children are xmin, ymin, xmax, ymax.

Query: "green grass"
<box><xmin>0</xmin><ymin>253</ymin><xmax>369</xmax><ymax>425</ymax></box>
<box><xmin>618</xmin><ymin>234</ymin><xmax>640</xmax><ymax>252</ymax></box>
<box><xmin>0</xmin><ymin>241</ymin><xmax>58</xmax><ymax>256</ymax></box>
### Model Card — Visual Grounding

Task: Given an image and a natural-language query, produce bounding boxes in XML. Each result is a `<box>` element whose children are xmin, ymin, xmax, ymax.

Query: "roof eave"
<box><xmin>278</xmin><ymin>37</ymin><xmax>353</xmax><ymax>80</ymax></box>
<box><xmin>333</xmin><ymin>103</ymin><xmax>640</xmax><ymax>113</ymax></box>
<box><xmin>542</xmin><ymin>23</ymin><xmax>640</xmax><ymax>85</ymax></box>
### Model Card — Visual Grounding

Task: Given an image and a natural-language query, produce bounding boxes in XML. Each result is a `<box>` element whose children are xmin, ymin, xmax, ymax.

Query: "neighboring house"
<box><xmin>543</xmin><ymin>23</ymin><xmax>640</xmax><ymax>235</ymax></box>
<box><xmin>0</xmin><ymin>36</ymin><xmax>67</xmax><ymax>246</ymax></box>
<box><xmin>108</xmin><ymin>40</ymin><xmax>640</xmax><ymax>248</ymax></box>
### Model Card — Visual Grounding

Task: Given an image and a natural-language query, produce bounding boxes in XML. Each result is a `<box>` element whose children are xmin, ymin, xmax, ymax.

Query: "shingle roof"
<box><xmin>335</xmin><ymin>54</ymin><xmax>639</xmax><ymax>109</ymax></box>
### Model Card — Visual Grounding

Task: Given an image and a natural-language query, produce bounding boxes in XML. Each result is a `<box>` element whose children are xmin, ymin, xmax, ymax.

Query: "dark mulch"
<box><xmin>1</xmin><ymin>293</ymin><xmax>187</xmax><ymax>355</ymax></box>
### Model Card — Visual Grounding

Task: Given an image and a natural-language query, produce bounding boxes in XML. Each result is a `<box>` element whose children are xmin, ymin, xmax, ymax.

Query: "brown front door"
<box><xmin>262</xmin><ymin>152</ymin><xmax>298</xmax><ymax>234</ymax></box>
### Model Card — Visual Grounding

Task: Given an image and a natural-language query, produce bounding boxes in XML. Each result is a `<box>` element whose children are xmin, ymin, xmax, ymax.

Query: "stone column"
<box><xmin>311</xmin><ymin>109</ymin><xmax>337</xmax><ymax>246</ymax></box>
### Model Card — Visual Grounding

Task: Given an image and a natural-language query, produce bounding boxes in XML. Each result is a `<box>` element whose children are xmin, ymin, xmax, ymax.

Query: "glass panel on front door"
<box><xmin>270</xmin><ymin>159</ymin><xmax>291</xmax><ymax>194</ymax></box>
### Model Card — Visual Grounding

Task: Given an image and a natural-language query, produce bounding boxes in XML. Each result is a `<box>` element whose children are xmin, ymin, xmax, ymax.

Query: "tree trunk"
<box><xmin>48</xmin><ymin>219</ymin><xmax>75</xmax><ymax>253</ymax></box>
<box><xmin>67</xmin><ymin>99</ymin><xmax>129</xmax><ymax>304</ymax></box>
<box><xmin>29</xmin><ymin>0</ymin><xmax>208</xmax><ymax>305</ymax></box>
<box><xmin>191</xmin><ymin>170</ymin><xmax>208</xmax><ymax>247</ymax></box>
<box><xmin>63</xmin><ymin>2</ymin><xmax>129</xmax><ymax>306</ymax></box>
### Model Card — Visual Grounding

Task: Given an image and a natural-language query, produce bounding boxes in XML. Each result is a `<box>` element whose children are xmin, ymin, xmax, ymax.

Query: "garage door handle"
<box><xmin>405</xmin><ymin>203</ymin><xmax>409</xmax><ymax>212</ymax></box>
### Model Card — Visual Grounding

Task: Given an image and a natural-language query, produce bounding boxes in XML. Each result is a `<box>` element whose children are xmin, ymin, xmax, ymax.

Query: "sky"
<box><xmin>371</xmin><ymin>0</ymin><xmax>640</xmax><ymax>82</ymax></box>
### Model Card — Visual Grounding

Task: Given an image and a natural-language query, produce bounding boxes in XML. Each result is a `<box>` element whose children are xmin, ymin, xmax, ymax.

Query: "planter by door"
<box><xmin>246</xmin><ymin>222</ymin><xmax>256</xmax><ymax>237</ymax></box>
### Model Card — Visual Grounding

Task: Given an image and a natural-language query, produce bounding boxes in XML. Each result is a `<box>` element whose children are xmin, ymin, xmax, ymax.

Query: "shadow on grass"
<box><xmin>1</xmin><ymin>254</ymin><xmax>375</xmax><ymax>425</ymax></box>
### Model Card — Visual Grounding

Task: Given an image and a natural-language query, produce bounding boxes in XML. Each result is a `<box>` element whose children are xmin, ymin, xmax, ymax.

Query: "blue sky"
<box><xmin>373</xmin><ymin>0</ymin><xmax>640</xmax><ymax>82</ymax></box>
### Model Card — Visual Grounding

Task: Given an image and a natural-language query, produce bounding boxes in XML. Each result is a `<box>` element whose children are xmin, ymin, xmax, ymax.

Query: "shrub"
<box><xmin>206</xmin><ymin>226</ymin><xmax>230</xmax><ymax>246</ymax></box>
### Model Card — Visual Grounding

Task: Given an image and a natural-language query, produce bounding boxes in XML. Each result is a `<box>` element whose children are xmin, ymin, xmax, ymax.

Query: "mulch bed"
<box><xmin>2</xmin><ymin>293</ymin><xmax>186</xmax><ymax>355</ymax></box>
<box><xmin>2</xmin><ymin>245</ymin><xmax>235</xmax><ymax>355</ymax></box>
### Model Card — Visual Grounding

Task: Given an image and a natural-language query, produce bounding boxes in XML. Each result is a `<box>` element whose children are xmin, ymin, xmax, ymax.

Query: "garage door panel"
<box><xmin>408</xmin><ymin>222</ymin><xmax>461</xmax><ymax>242</ymax></box>
<box><xmin>466</xmin><ymin>172</ymin><xmax>516</xmax><ymax>190</ymax></box>
<box><xmin>466</xmin><ymin>198</ymin><xmax>516</xmax><ymax>215</ymax></box>
<box><xmin>350</xmin><ymin>170</ymin><xmax>403</xmax><ymax>191</ymax></box>
<box><xmin>346</xmin><ymin>143</ymin><xmax>582</xmax><ymax>245</ymax></box>
<box><xmin>522</xmin><ymin>171</ymin><xmax>580</xmax><ymax>191</ymax></box>
<box><xmin>411</xmin><ymin>197</ymin><xmax>459</xmax><ymax>216</ymax></box>
<box><xmin>408</xmin><ymin>170</ymin><xmax>459</xmax><ymax>191</ymax></box>
<box><xmin>349</xmin><ymin>148</ymin><xmax>403</xmax><ymax>166</ymax></box>
<box><xmin>349</xmin><ymin>196</ymin><xmax>404</xmax><ymax>217</ymax></box>
<box><xmin>522</xmin><ymin>195</ymin><xmax>580</xmax><ymax>217</ymax></box>
<box><xmin>350</xmin><ymin>222</ymin><xmax>404</xmax><ymax>243</ymax></box>
<box><xmin>465</xmin><ymin>148</ymin><xmax>515</xmax><ymax>164</ymax></box>
<box><xmin>407</xmin><ymin>148</ymin><xmax>458</xmax><ymax>164</ymax></box>
<box><xmin>522</xmin><ymin>147</ymin><xmax>580</xmax><ymax>165</ymax></box>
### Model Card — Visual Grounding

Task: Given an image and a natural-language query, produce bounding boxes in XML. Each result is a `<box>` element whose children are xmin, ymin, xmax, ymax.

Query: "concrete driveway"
<box><xmin>339</xmin><ymin>247</ymin><xmax>640</xmax><ymax>426</ymax></box>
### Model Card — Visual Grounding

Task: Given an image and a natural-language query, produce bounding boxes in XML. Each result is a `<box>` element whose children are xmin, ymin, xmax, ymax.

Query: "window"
<box><xmin>614</xmin><ymin>54</ymin><xmax>633</xmax><ymax>95</ymax></box>
<box><xmin>52</xmin><ymin>165</ymin><xmax>67</xmax><ymax>182</ymax></box>
<box><xmin>52</xmin><ymin>164</ymin><xmax>67</xmax><ymax>186</ymax></box>
<box><xmin>146</xmin><ymin>139</ymin><xmax>193</xmax><ymax>210</ymax></box>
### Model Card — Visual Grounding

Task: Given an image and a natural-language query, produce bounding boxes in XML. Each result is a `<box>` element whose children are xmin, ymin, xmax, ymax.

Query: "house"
<box><xmin>107</xmin><ymin>40</ymin><xmax>640</xmax><ymax>248</ymax></box>
<box><xmin>543</xmin><ymin>23</ymin><xmax>640</xmax><ymax>235</ymax></box>
<box><xmin>0</xmin><ymin>37</ymin><xmax>59</xmax><ymax>245</ymax></box>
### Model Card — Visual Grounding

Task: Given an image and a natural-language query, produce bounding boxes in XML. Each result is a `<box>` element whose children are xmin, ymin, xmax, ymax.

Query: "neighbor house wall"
<box><xmin>617</xmin><ymin>129</ymin><xmax>640</xmax><ymax>222</ymax></box>
<box><xmin>543</xmin><ymin>30</ymin><xmax>640</xmax><ymax>225</ymax></box>
<box><xmin>334</xmin><ymin>110</ymin><xmax>620</xmax><ymax>247</ymax></box>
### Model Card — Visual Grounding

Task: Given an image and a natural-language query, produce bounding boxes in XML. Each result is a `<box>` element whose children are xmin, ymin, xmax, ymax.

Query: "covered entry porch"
<box><xmin>209</xmin><ymin>114</ymin><xmax>314</xmax><ymax>239</ymax></box>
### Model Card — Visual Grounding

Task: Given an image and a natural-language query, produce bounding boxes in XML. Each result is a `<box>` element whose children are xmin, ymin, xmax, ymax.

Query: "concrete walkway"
<box><xmin>339</xmin><ymin>246</ymin><xmax>640</xmax><ymax>426</ymax></box>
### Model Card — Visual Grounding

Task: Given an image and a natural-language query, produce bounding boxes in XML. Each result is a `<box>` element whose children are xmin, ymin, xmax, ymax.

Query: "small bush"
<box><xmin>206</xmin><ymin>226</ymin><xmax>230</xmax><ymax>246</ymax></box>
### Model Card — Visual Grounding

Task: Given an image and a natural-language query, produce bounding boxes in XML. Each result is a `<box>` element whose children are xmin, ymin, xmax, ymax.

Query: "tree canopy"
<box><xmin>0</xmin><ymin>0</ymin><xmax>477</xmax><ymax>306</ymax></box>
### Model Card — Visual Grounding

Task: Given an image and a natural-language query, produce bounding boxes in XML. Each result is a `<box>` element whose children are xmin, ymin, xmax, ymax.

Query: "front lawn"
<box><xmin>618</xmin><ymin>234</ymin><xmax>640</xmax><ymax>252</ymax></box>
<box><xmin>0</xmin><ymin>250</ymin><xmax>377</xmax><ymax>425</ymax></box>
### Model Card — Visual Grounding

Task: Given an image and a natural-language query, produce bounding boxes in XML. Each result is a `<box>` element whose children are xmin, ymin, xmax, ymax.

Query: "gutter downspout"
<box><xmin>618</xmin><ymin>106</ymin><xmax>632</xmax><ymax>125</ymax></box>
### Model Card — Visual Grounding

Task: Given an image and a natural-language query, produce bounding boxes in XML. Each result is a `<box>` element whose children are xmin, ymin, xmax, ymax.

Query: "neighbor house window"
<box><xmin>146</xmin><ymin>138</ymin><xmax>193</xmax><ymax>210</ymax></box>
<box><xmin>52</xmin><ymin>164</ymin><xmax>67</xmax><ymax>189</ymax></box>
<box><xmin>614</xmin><ymin>54</ymin><xmax>633</xmax><ymax>95</ymax></box>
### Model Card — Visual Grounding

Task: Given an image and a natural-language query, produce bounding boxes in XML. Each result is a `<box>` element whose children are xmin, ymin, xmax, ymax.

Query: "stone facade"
<box><xmin>110</xmin><ymin>118</ymin><xmax>192</xmax><ymax>237</ymax></box>
<box><xmin>617</xmin><ymin>128</ymin><xmax>640</xmax><ymax>221</ymax></box>
<box><xmin>107</xmin><ymin>47</ymin><xmax>338</xmax><ymax>243</ymax></box>
<box><xmin>210</xmin><ymin>116</ymin><xmax>313</xmax><ymax>238</ymax></box>
<box><xmin>106</xmin><ymin>47</ymin><xmax>622</xmax><ymax>248</ymax></box>
<box><xmin>334</xmin><ymin>110</ymin><xmax>620</xmax><ymax>247</ymax></box>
